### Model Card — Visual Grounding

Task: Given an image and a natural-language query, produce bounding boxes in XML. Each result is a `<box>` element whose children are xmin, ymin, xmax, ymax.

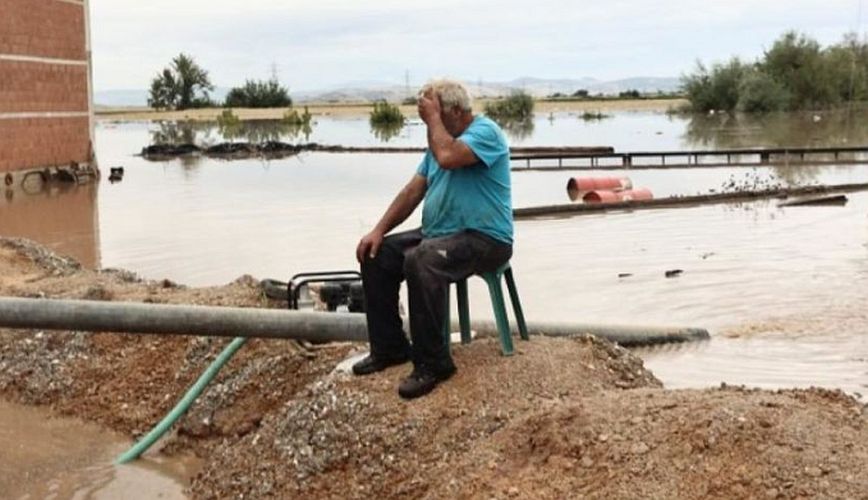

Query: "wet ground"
<box><xmin>0</xmin><ymin>401</ymin><xmax>196</xmax><ymax>499</ymax></box>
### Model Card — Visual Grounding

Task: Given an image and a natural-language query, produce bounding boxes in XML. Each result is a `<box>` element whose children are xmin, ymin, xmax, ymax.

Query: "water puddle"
<box><xmin>0</xmin><ymin>401</ymin><xmax>197</xmax><ymax>499</ymax></box>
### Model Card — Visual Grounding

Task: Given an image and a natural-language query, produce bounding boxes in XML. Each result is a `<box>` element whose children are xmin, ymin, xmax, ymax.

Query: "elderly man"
<box><xmin>353</xmin><ymin>79</ymin><xmax>514</xmax><ymax>399</ymax></box>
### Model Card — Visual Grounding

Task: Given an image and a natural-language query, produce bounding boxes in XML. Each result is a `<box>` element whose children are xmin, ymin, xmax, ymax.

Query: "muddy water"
<box><xmin>0</xmin><ymin>401</ymin><xmax>197</xmax><ymax>499</ymax></box>
<box><xmin>1</xmin><ymin>110</ymin><xmax>868</xmax><ymax>495</ymax></box>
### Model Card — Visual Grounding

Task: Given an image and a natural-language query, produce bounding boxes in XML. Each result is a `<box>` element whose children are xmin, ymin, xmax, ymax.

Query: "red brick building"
<box><xmin>0</xmin><ymin>0</ymin><xmax>93</xmax><ymax>182</ymax></box>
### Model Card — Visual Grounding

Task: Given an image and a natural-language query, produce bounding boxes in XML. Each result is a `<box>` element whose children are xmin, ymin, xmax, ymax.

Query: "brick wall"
<box><xmin>0</xmin><ymin>61</ymin><xmax>89</xmax><ymax>113</ymax></box>
<box><xmin>0</xmin><ymin>117</ymin><xmax>90</xmax><ymax>171</ymax></box>
<box><xmin>0</xmin><ymin>0</ymin><xmax>86</xmax><ymax>61</ymax></box>
<box><xmin>0</xmin><ymin>0</ymin><xmax>91</xmax><ymax>175</ymax></box>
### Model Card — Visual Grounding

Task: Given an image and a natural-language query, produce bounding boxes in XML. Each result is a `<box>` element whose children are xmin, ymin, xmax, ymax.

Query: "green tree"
<box><xmin>760</xmin><ymin>31</ymin><xmax>836</xmax><ymax>109</ymax></box>
<box><xmin>682</xmin><ymin>59</ymin><xmax>750</xmax><ymax>112</ymax></box>
<box><xmin>147</xmin><ymin>53</ymin><xmax>214</xmax><ymax>110</ymax></box>
<box><xmin>224</xmin><ymin>78</ymin><xmax>292</xmax><ymax>108</ymax></box>
<box><xmin>736</xmin><ymin>71</ymin><xmax>790</xmax><ymax>113</ymax></box>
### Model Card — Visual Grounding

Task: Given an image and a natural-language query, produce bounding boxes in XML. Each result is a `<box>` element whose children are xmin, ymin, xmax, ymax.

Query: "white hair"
<box><xmin>420</xmin><ymin>79</ymin><xmax>473</xmax><ymax>112</ymax></box>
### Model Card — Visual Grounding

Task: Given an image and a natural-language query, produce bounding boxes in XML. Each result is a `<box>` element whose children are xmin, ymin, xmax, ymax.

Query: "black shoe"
<box><xmin>351</xmin><ymin>354</ymin><xmax>409</xmax><ymax>376</ymax></box>
<box><xmin>398</xmin><ymin>366</ymin><xmax>456</xmax><ymax>399</ymax></box>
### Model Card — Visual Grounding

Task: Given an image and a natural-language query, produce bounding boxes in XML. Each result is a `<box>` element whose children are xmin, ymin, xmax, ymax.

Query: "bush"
<box><xmin>618</xmin><ymin>89</ymin><xmax>642</xmax><ymax>99</ymax></box>
<box><xmin>369</xmin><ymin>100</ymin><xmax>405</xmax><ymax>126</ymax></box>
<box><xmin>225</xmin><ymin>79</ymin><xmax>292</xmax><ymax>108</ymax></box>
<box><xmin>683</xmin><ymin>30</ymin><xmax>868</xmax><ymax>113</ymax></box>
<box><xmin>736</xmin><ymin>71</ymin><xmax>790</xmax><ymax>112</ymax></box>
<box><xmin>682</xmin><ymin>59</ymin><xmax>749</xmax><ymax>113</ymax></box>
<box><xmin>572</xmin><ymin>89</ymin><xmax>590</xmax><ymax>98</ymax></box>
<box><xmin>484</xmin><ymin>91</ymin><xmax>534</xmax><ymax>120</ymax></box>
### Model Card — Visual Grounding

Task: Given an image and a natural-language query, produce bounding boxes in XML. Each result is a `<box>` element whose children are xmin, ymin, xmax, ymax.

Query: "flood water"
<box><xmin>2</xmin><ymin>109</ymin><xmax>868</xmax><ymax>495</ymax></box>
<box><xmin>0</xmin><ymin>401</ymin><xmax>196</xmax><ymax>499</ymax></box>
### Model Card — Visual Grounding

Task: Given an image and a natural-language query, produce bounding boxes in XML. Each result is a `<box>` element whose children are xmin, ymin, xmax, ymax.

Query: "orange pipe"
<box><xmin>582</xmin><ymin>188</ymin><xmax>654</xmax><ymax>203</ymax></box>
<box><xmin>567</xmin><ymin>177</ymin><xmax>632</xmax><ymax>200</ymax></box>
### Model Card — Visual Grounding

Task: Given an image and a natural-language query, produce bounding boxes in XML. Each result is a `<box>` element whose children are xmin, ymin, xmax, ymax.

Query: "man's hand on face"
<box><xmin>417</xmin><ymin>90</ymin><xmax>442</xmax><ymax>125</ymax></box>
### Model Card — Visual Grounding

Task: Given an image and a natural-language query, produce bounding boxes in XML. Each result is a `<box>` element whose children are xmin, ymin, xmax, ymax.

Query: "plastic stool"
<box><xmin>443</xmin><ymin>262</ymin><xmax>529</xmax><ymax>355</ymax></box>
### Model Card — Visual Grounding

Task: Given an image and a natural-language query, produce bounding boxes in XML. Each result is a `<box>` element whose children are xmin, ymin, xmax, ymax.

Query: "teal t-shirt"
<box><xmin>415</xmin><ymin>115</ymin><xmax>513</xmax><ymax>244</ymax></box>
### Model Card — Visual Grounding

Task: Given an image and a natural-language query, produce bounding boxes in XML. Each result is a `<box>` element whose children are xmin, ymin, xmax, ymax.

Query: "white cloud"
<box><xmin>90</xmin><ymin>0</ymin><xmax>867</xmax><ymax>90</ymax></box>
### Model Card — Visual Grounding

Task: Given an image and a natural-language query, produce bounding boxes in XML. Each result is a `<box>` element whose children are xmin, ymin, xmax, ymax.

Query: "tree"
<box><xmin>147</xmin><ymin>53</ymin><xmax>214</xmax><ymax>110</ymax></box>
<box><xmin>761</xmin><ymin>31</ymin><xmax>834</xmax><ymax>109</ymax></box>
<box><xmin>224</xmin><ymin>78</ymin><xmax>292</xmax><ymax>108</ymax></box>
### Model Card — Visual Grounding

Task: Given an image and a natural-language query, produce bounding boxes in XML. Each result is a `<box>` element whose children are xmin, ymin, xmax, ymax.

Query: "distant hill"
<box><xmin>95</xmin><ymin>77</ymin><xmax>680</xmax><ymax>107</ymax></box>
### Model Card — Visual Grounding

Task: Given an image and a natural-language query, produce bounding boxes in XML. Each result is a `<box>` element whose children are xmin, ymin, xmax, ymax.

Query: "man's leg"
<box><xmin>400</xmin><ymin>230</ymin><xmax>512</xmax><ymax>397</ymax></box>
<box><xmin>355</xmin><ymin>229</ymin><xmax>423</xmax><ymax>374</ymax></box>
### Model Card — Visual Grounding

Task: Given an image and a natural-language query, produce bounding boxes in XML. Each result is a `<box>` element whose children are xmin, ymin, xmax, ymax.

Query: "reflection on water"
<box><xmin>495</xmin><ymin>116</ymin><xmax>535</xmax><ymax>141</ymax></box>
<box><xmin>0</xmin><ymin>182</ymin><xmax>100</xmax><ymax>268</ymax></box>
<box><xmin>684</xmin><ymin>106</ymin><xmax>868</xmax><ymax>149</ymax></box>
<box><xmin>0</xmin><ymin>401</ymin><xmax>194</xmax><ymax>499</ymax></box>
<box><xmin>370</xmin><ymin>121</ymin><xmax>404</xmax><ymax>142</ymax></box>
<box><xmin>218</xmin><ymin>119</ymin><xmax>313</xmax><ymax>144</ymax></box>
<box><xmin>151</xmin><ymin>119</ymin><xmax>313</xmax><ymax>148</ymax></box>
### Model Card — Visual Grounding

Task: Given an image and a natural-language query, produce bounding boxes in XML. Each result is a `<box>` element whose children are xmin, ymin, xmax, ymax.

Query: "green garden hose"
<box><xmin>115</xmin><ymin>336</ymin><xmax>248</xmax><ymax>464</ymax></box>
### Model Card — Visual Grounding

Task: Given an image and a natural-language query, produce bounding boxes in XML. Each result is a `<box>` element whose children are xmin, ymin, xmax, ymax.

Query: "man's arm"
<box><xmin>356</xmin><ymin>174</ymin><xmax>427</xmax><ymax>263</ymax></box>
<box><xmin>418</xmin><ymin>94</ymin><xmax>478</xmax><ymax>170</ymax></box>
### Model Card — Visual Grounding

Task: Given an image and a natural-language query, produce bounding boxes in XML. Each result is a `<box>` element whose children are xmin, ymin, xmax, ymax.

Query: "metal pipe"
<box><xmin>0</xmin><ymin>297</ymin><xmax>708</xmax><ymax>346</ymax></box>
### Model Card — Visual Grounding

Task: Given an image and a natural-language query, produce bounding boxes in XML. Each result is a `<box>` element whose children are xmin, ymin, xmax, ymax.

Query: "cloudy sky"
<box><xmin>91</xmin><ymin>0</ymin><xmax>866</xmax><ymax>92</ymax></box>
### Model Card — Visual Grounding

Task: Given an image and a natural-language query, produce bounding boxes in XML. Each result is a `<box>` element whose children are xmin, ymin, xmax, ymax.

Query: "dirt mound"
<box><xmin>438</xmin><ymin>386</ymin><xmax>868</xmax><ymax>499</ymax></box>
<box><xmin>192</xmin><ymin>335</ymin><xmax>659</xmax><ymax>498</ymax></box>
<box><xmin>1</xmin><ymin>237</ymin><xmax>867</xmax><ymax>499</ymax></box>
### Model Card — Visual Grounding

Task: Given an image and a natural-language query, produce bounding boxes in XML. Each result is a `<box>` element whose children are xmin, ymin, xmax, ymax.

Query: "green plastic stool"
<box><xmin>443</xmin><ymin>262</ymin><xmax>529</xmax><ymax>356</ymax></box>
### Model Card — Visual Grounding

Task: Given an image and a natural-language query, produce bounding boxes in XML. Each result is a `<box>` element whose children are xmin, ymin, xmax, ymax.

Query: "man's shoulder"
<box><xmin>463</xmin><ymin>116</ymin><xmax>508</xmax><ymax>148</ymax></box>
<box><xmin>469</xmin><ymin>115</ymin><xmax>504</xmax><ymax>135</ymax></box>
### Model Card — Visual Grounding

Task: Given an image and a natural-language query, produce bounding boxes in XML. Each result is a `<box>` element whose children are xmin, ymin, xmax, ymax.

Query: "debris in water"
<box><xmin>778</xmin><ymin>195</ymin><xmax>848</xmax><ymax>207</ymax></box>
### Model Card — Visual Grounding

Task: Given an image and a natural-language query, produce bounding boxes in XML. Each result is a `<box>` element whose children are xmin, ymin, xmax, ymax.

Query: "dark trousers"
<box><xmin>361</xmin><ymin>228</ymin><xmax>512</xmax><ymax>374</ymax></box>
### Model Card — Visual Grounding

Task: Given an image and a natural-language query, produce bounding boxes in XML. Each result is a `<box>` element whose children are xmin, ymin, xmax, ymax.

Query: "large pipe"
<box><xmin>583</xmin><ymin>188</ymin><xmax>654</xmax><ymax>204</ymax></box>
<box><xmin>0</xmin><ymin>297</ymin><xmax>709</xmax><ymax>346</ymax></box>
<box><xmin>567</xmin><ymin>177</ymin><xmax>632</xmax><ymax>201</ymax></box>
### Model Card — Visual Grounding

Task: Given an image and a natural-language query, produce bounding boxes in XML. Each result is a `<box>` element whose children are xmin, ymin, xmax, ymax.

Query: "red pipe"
<box><xmin>567</xmin><ymin>177</ymin><xmax>632</xmax><ymax>200</ymax></box>
<box><xmin>582</xmin><ymin>188</ymin><xmax>654</xmax><ymax>203</ymax></box>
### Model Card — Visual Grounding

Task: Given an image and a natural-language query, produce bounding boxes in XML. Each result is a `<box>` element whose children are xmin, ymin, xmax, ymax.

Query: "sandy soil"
<box><xmin>1</xmin><ymin>237</ymin><xmax>866</xmax><ymax>499</ymax></box>
<box><xmin>95</xmin><ymin>98</ymin><xmax>686</xmax><ymax>122</ymax></box>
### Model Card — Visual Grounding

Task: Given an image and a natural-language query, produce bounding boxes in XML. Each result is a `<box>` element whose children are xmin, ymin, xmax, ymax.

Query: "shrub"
<box><xmin>682</xmin><ymin>58</ymin><xmax>750</xmax><ymax>112</ymax></box>
<box><xmin>369</xmin><ymin>100</ymin><xmax>405</xmax><ymax>126</ymax></box>
<box><xmin>572</xmin><ymin>89</ymin><xmax>590</xmax><ymax>98</ymax></box>
<box><xmin>225</xmin><ymin>78</ymin><xmax>292</xmax><ymax>108</ymax></box>
<box><xmin>618</xmin><ymin>89</ymin><xmax>642</xmax><ymax>99</ymax></box>
<box><xmin>736</xmin><ymin>71</ymin><xmax>790</xmax><ymax>112</ymax></box>
<box><xmin>683</xmin><ymin>30</ymin><xmax>868</xmax><ymax>113</ymax></box>
<box><xmin>484</xmin><ymin>91</ymin><xmax>534</xmax><ymax>120</ymax></box>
